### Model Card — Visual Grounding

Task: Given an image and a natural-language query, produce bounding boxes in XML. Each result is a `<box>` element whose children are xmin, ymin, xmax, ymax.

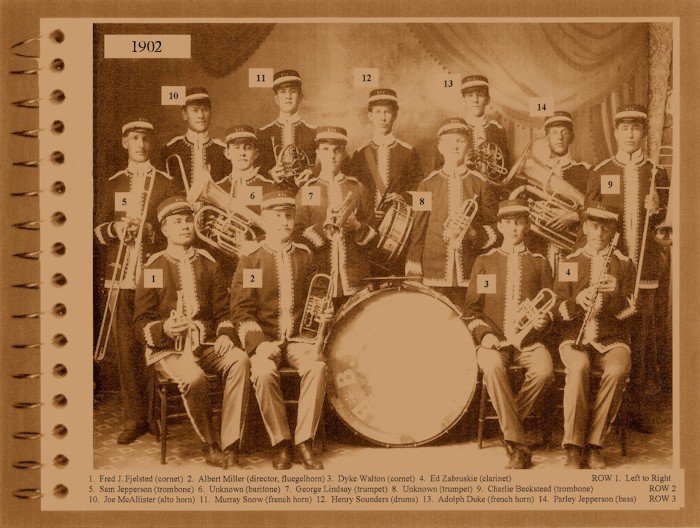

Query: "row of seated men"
<box><xmin>94</xmin><ymin>69</ymin><xmax>669</xmax><ymax>471</ymax></box>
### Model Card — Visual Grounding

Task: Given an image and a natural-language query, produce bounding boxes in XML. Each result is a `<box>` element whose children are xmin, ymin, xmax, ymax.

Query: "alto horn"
<box><xmin>443</xmin><ymin>194</ymin><xmax>479</xmax><ymax>250</ymax></box>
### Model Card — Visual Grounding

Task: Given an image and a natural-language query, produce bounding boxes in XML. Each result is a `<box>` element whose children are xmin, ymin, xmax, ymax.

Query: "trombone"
<box><xmin>165</xmin><ymin>153</ymin><xmax>190</xmax><ymax>194</ymax></box>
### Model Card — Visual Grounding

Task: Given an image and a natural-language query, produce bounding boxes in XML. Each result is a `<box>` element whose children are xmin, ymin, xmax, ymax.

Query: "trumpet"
<box><xmin>298</xmin><ymin>273</ymin><xmax>335</xmax><ymax>358</ymax></box>
<box><xmin>467</xmin><ymin>141</ymin><xmax>508</xmax><ymax>184</ymax></box>
<box><xmin>187</xmin><ymin>176</ymin><xmax>265</xmax><ymax>257</ymax></box>
<box><xmin>323</xmin><ymin>193</ymin><xmax>356</xmax><ymax>237</ymax></box>
<box><xmin>509</xmin><ymin>288</ymin><xmax>557</xmax><ymax>349</ymax></box>
<box><xmin>271</xmin><ymin>138</ymin><xmax>312</xmax><ymax>188</ymax></box>
<box><xmin>165</xmin><ymin>153</ymin><xmax>190</xmax><ymax>194</ymax></box>
<box><xmin>443</xmin><ymin>194</ymin><xmax>479</xmax><ymax>250</ymax></box>
<box><xmin>172</xmin><ymin>290</ymin><xmax>200</xmax><ymax>358</ymax></box>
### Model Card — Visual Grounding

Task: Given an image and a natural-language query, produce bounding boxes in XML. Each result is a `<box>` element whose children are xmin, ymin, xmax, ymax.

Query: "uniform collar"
<box><xmin>465</xmin><ymin>114</ymin><xmax>488</xmax><ymax>128</ymax></box>
<box><xmin>441</xmin><ymin>164</ymin><xmax>468</xmax><ymax>178</ymax></box>
<box><xmin>372</xmin><ymin>133</ymin><xmax>395</xmax><ymax>147</ymax></box>
<box><xmin>277</xmin><ymin>112</ymin><xmax>301</xmax><ymax>126</ymax></box>
<box><xmin>231</xmin><ymin>165</ymin><xmax>260</xmax><ymax>183</ymax></box>
<box><xmin>264</xmin><ymin>238</ymin><xmax>293</xmax><ymax>253</ymax></box>
<box><xmin>319</xmin><ymin>169</ymin><xmax>345</xmax><ymax>183</ymax></box>
<box><xmin>545</xmin><ymin>152</ymin><xmax>572</xmax><ymax>169</ymax></box>
<box><xmin>185</xmin><ymin>129</ymin><xmax>210</xmax><ymax>145</ymax></box>
<box><xmin>500</xmin><ymin>242</ymin><xmax>526</xmax><ymax>255</ymax></box>
<box><xmin>614</xmin><ymin>148</ymin><xmax>645</xmax><ymax>166</ymax></box>
<box><xmin>126</xmin><ymin>159</ymin><xmax>153</xmax><ymax>175</ymax></box>
<box><xmin>166</xmin><ymin>245</ymin><xmax>196</xmax><ymax>261</ymax></box>
<box><xmin>583</xmin><ymin>243</ymin><xmax>611</xmax><ymax>258</ymax></box>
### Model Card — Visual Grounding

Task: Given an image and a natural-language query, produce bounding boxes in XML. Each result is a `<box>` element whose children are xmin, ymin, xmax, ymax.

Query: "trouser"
<box><xmin>112</xmin><ymin>289</ymin><xmax>148</xmax><ymax>426</ymax></box>
<box><xmin>477</xmin><ymin>345</ymin><xmax>554</xmax><ymax>445</ymax></box>
<box><xmin>157</xmin><ymin>346</ymin><xmax>251</xmax><ymax>449</ymax></box>
<box><xmin>559</xmin><ymin>344</ymin><xmax>630</xmax><ymax>447</ymax></box>
<box><xmin>629</xmin><ymin>289</ymin><xmax>657</xmax><ymax>416</ymax></box>
<box><xmin>250</xmin><ymin>341</ymin><xmax>326</xmax><ymax>446</ymax></box>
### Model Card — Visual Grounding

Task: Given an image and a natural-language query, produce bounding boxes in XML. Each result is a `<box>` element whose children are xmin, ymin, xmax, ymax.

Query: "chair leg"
<box><xmin>477</xmin><ymin>382</ymin><xmax>487</xmax><ymax>449</ymax></box>
<box><xmin>160</xmin><ymin>385</ymin><xmax>167</xmax><ymax>465</ymax></box>
<box><xmin>620</xmin><ymin>389</ymin><xmax>628</xmax><ymax>457</ymax></box>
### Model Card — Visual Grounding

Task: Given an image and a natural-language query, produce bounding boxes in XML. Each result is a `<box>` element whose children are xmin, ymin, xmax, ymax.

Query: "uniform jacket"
<box><xmin>230</xmin><ymin>240</ymin><xmax>316</xmax><ymax>356</ymax></box>
<box><xmin>466</xmin><ymin>116</ymin><xmax>511</xmax><ymax>170</ymax></box>
<box><xmin>93</xmin><ymin>160</ymin><xmax>177</xmax><ymax>289</ymax></box>
<box><xmin>404</xmin><ymin>167</ymin><xmax>499</xmax><ymax>287</ymax></box>
<box><xmin>256</xmin><ymin>114</ymin><xmax>317</xmax><ymax>184</ymax></box>
<box><xmin>159</xmin><ymin>131</ymin><xmax>229</xmax><ymax>192</ymax></box>
<box><xmin>582</xmin><ymin>150</ymin><xmax>669</xmax><ymax>288</ymax></box>
<box><xmin>133</xmin><ymin>247</ymin><xmax>236</xmax><ymax>365</ymax></box>
<box><xmin>215</xmin><ymin>166</ymin><xmax>276</xmax><ymax>217</ymax></box>
<box><xmin>294</xmin><ymin>172</ymin><xmax>377</xmax><ymax>297</ymax></box>
<box><xmin>464</xmin><ymin>243</ymin><xmax>554</xmax><ymax>350</ymax></box>
<box><xmin>554</xmin><ymin>245</ymin><xmax>637</xmax><ymax>353</ymax></box>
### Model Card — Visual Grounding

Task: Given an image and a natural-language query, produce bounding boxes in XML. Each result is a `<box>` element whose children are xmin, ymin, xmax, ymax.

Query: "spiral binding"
<box><xmin>10</xmin><ymin>30</ymin><xmax>68</xmax><ymax>502</ymax></box>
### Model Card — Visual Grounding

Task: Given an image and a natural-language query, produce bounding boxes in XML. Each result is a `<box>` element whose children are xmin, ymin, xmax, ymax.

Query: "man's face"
<box><xmin>546</xmin><ymin>125</ymin><xmax>574</xmax><ymax>157</ymax></box>
<box><xmin>262</xmin><ymin>208</ymin><xmax>295</xmax><ymax>243</ymax></box>
<box><xmin>121</xmin><ymin>130</ymin><xmax>151</xmax><ymax>163</ymax></box>
<box><xmin>437</xmin><ymin>132</ymin><xmax>469</xmax><ymax>166</ymax></box>
<box><xmin>225</xmin><ymin>142</ymin><xmax>258</xmax><ymax>171</ymax></box>
<box><xmin>367</xmin><ymin>104</ymin><xmax>397</xmax><ymax>134</ymax></box>
<box><xmin>316</xmin><ymin>142</ymin><xmax>345</xmax><ymax>173</ymax></box>
<box><xmin>497</xmin><ymin>216</ymin><xmax>529</xmax><ymax>246</ymax></box>
<box><xmin>274</xmin><ymin>85</ymin><xmax>302</xmax><ymax>114</ymax></box>
<box><xmin>614</xmin><ymin>121</ymin><xmax>646</xmax><ymax>154</ymax></box>
<box><xmin>161</xmin><ymin>213</ymin><xmax>195</xmax><ymax>246</ymax></box>
<box><xmin>583</xmin><ymin>218</ymin><xmax>616</xmax><ymax>251</ymax></box>
<box><xmin>181</xmin><ymin>102</ymin><xmax>211</xmax><ymax>133</ymax></box>
<box><xmin>462</xmin><ymin>88</ymin><xmax>489</xmax><ymax>118</ymax></box>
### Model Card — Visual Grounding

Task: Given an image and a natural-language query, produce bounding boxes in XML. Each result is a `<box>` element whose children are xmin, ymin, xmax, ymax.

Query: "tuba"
<box><xmin>510</xmin><ymin>288</ymin><xmax>557</xmax><ymax>349</ymax></box>
<box><xmin>443</xmin><ymin>194</ymin><xmax>479</xmax><ymax>250</ymax></box>
<box><xmin>187</xmin><ymin>176</ymin><xmax>265</xmax><ymax>257</ymax></box>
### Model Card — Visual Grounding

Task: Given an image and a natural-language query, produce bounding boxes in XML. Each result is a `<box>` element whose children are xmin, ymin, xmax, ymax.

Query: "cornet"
<box><xmin>510</xmin><ymin>288</ymin><xmax>557</xmax><ymax>349</ymax></box>
<box><xmin>443</xmin><ymin>194</ymin><xmax>479</xmax><ymax>250</ymax></box>
<box><xmin>172</xmin><ymin>290</ymin><xmax>200</xmax><ymax>359</ymax></box>
<box><xmin>323</xmin><ymin>193</ymin><xmax>356</xmax><ymax>237</ymax></box>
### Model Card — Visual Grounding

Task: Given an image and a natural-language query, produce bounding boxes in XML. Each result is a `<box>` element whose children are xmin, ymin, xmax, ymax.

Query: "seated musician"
<box><xmin>464</xmin><ymin>198</ymin><xmax>555</xmax><ymax>469</ymax></box>
<box><xmin>404</xmin><ymin>117</ymin><xmax>499</xmax><ymax>307</ymax></box>
<box><xmin>295</xmin><ymin>126</ymin><xmax>376</xmax><ymax>302</ymax></box>
<box><xmin>230</xmin><ymin>190</ymin><xmax>331</xmax><ymax>470</ymax></box>
<box><xmin>554</xmin><ymin>201</ymin><xmax>636</xmax><ymax>469</ymax></box>
<box><xmin>133</xmin><ymin>195</ymin><xmax>251</xmax><ymax>469</ymax></box>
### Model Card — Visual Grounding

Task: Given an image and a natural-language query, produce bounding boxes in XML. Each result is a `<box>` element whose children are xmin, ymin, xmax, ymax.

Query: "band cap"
<box><xmin>614</xmin><ymin>104</ymin><xmax>648</xmax><ymax>124</ymax></box>
<box><xmin>157</xmin><ymin>194</ymin><xmax>194</xmax><ymax>223</ymax></box>
<box><xmin>273</xmin><ymin>69</ymin><xmax>302</xmax><ymax>89</ymax></box>
<box><xmin>184</xmin><ymin>87</ymin><xmax>211</xmax><ymax>105</ymax></box>
<box><xmin>262</xmin><ymin>189</ymin><xmax>296</xmax><ymax>211</ymax></box>
<box><xmin>121</xmin><ymin>118</ymin><xmax>153</xmax><ymax>135</ymax></box>
<box><xmin>544</xmin><ymin>111</ymin><xmax>574</xmax><ymax>129</ymax></box>
<box><xmin>461</xmin><ymin>74</ymin><xmax>489</xmax><ymax>92</ymax></box>
<box><xmin>225</xmin><ymin>125</ymin><xmax>257</xmax><ymax>144</ymax></box>
<box><xmin>315</xmin><ymin>125</ymin><xmax>348</xmax><ymax>144</ymax></box>
<box><xmin>369</xmin><ymin>88</ymin><xmax>398</xmax><ymax>104</ymax></box>
<box><xmin>583</xmin><ymin>200</ymin><xmax>621</xmax><ymax>223</ymax></box>
<box><xmin>437</xmin><ymin>117</ymin><xmax>470</xmax><ymax>137</ymax></box>
<box><xmin>497</xmin><ymin>198</ymin><xmax>529</xmax><ymax>218</ymax></box>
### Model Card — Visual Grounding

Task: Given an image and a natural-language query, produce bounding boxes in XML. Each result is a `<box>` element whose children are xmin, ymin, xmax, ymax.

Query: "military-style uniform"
<box><xmin>160</xmin><ymin>130</ymin><xmax>229</xmax><ymax>193</ymax></box>
<box><xmin>216</xmin><ymin>166</ymin><xmax>275</xmax><ymax>216</ymax></box>
<box><xmin>465</xmin><ymin>114</ymin><xmax>511</xmax><ymax>171</ymax></box>
<box><xmin>257</xmin><ymin>114</ymin><xmax>317</xmax><ymax>186</ymax></box>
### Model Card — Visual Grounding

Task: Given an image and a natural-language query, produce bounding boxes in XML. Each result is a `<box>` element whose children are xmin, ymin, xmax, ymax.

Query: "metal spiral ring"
<box><xmin>12</xmin><ymin>372</ymin><xmax>41</xmax><ymax>379</ymax></box>
<box><xmin>12</xmin><ymin>212</ymin><xmax>67</xmax><ymax>231</ymax></box>
<box><xmin>13</xmin><ymin>460</ymin><xmax>43</xmax><ymax>470</ymax></box>
<box><xmin>12</xmin><ymin>89</ymin><xmax>65</xmax><ymax>109</ymax></box>
<box><xmin>12</xmin><ymin>120</ymin><xmax>65</xmax><ymax>139</ymax></box>
<box><xmin>12</xmin><ymin>151</ymin><xmax>64</xmax><ymax>168</ymax></box>
<box><xmin>12</xmin><ymin>431</ymin><xmax>42</xmax><ymax>440</ymax></box>
<box><xmin>10</xmin><ymin>58</ymin><xmax>65</xmax><ymax>76</ymax></box>
<box><xmin>12</xmin><ymin>401</ymin><xmax>42</xmax><ymax>409</ymax></box>
<box><xmin>13</xmin><ymin>488</ymin><xmax>42</xmax><ymax>500</ymax></box>
<box><xmin>13</xmin><ymin>250</ymin><xmax>41</xmax><ymax>260</ymax></box>
<box><xmin>12</xmin><ymin>281</ymin><xmax>41</xmax><ymax>289</ymax></box>
<box><xmin>11</xmin><ymin>29</ymin><xmax>64</xmax><ymax>58</ymax></box>
<box><xmin>11</xmin><ymin>181</ymin><xmax>67</xmax><ymax>198</ymax></box>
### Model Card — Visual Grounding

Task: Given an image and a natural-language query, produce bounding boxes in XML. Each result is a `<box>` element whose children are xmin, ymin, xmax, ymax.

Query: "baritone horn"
<box><xmin>510</xmin><ymin>288</ymin><xmax>557</xmax><ymax>349</ymax></box>
<box><xmin>187</xmin><ymin>176</ymin><xmax>265</xmax><ymax>257</ymax></box>
<box><xmin>443</xmin><ymin>194</ymin><xmax>479</xmax><ymax>250</ymax></box>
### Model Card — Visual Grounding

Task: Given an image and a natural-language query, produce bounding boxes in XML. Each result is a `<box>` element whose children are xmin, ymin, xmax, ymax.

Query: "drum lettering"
<box><xmin>352</xmin><ymin>399</ymin><xmax>371</xmax><ymax>421</ymax></box>
<box><xmin>336</xmin><ymin>369</ymin><xmax>357</xmax><ymax>388</ymax></box>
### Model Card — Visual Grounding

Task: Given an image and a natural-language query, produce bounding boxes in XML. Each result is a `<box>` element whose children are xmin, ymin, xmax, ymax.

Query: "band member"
<box><xmin>93</xmin><ymin>118</ymin><xmax>177</xmax><ymax>444</ymax></box>
<box><xmin>160</xmin><ymin>87</ymin><xmax>229</xmax><ymax>192</ymax></box>
<box><xmin>583</xmin><ymin>104</ymin><xmax>669</xmax><ymax>433</ymax></box>
<box><xmin>230</xmin><ymin>190</ymin><xmax>329</xmax><ymax>470</ymax></box>
<box><xmin>134</xmin><ymin>196</ymin><xmax>250</xmax><ymax>468</ymax></box>
<box><xmin>464</xmin><ymin>199</ymin><xmax>555</xmax><ymax>469</ymax></box>
<box><xmin>350</xmin><ymin>88</ymin><xmax>424</xmax><ymax>274</ymax></box>
<box><xmin>257</xmin><ymin>70</ymin><xmax>316</xmax><ymax>191</ymax></box>
<box><xmin>404</xmin><ymin>118</ymin><xmax>499</xmax><ymax>307</ymax></box>
<box><xmin>555</xmin><ymin>202</ymin><xmax>635</xmax><ymax>469</ymax></box>
<box><xmin>295</xmin><ymin>126</ymin><xmax>376</xmax><ymax>300</ymax></box>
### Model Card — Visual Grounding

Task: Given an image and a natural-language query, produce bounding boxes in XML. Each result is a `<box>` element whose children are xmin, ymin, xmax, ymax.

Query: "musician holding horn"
<box><xmin>554</xmin><ymin>201</ymin><xmax>636</xmax><ymax>469</ymax></box>
<box><xmin>93</xmin><ymin>117</ymin><xmax>177</xmax><ymax>444</ymax></box>
<box><xmin>464</xmin><ymin>198</ymin><xmax>555</xmax><ymax>470</ymax></box>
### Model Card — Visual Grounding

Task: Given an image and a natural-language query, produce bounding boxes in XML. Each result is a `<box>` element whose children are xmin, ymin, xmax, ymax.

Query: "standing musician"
<box><xmin>350</xmin><ymin>88</ymin><xmax>424</xmax><ymax>274</ymax></box>
<box><xmin>93</xmin><ymin>118</ymin><xmax>177</xmax><ymax>444</ymax></box>
<box><xmin>582</xmin><ymin>104</ymin><xmax>669</xmax><ymax>434</ymax></box>
<box><xmin>464</xmin><ymin>198</ymin><xmax>555</xmax><ymax>469</ymax></box>
<box><xmin>230</xmin><ymin>190</ymin><xmax>330</xmax><ymax>470</ymax></box>
<box><xmin>160</xmin><ymin>87</ymin><xmax>229</xmax><ymax>192</ymax></box>
<box><xmin>404</xmin><ymin>117</ymin><xmax>499</xmax><ymax>307</ymax></box>
<box><xmin>134</xmin><ymin>196</ymin><xmax>250</xmax><ymax>469</ymax></box>
<box><xmin>257</xmin><ymin>70</ymin><xmax>316</xmax><ymax>192</ymax></box>
<box><xmin>295</xmin><ymin>126</ymin><xmax>377</xmax><ymax>301</ymax></box>
<box><xmin>554</xmin><ymin>201</ymin><xmax>636</xmax><ymax>469</ymax></box>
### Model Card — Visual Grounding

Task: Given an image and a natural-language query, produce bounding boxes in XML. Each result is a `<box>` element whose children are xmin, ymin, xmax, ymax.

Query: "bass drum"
<box><xmin>325</xmin><ymin>282</ymin><xmax>478</xmax><ymax>447</ymax></box>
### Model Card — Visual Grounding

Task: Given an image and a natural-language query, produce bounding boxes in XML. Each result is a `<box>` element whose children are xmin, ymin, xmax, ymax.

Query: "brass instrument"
<box><xmin>633</xmin><ymin>168</ymin><xmax>659</xmax><ymax>302</ymax></box>
<box><xmin>467</xmin><ymin>141</ymin><xmax>508</xmax><ymax>184</ymax></box>
<box><xmin>271</xmin><ymin>137</ymin><xmax>312</xmax><ymax>188</ymax></box>
<box><xmin>323</xmin><ymin>193</ymin><xmax>356</xmax><ymax>237</ymax></box>
<box><xmin>187</xmin><ymin>176</ymin><xmax>265</xmax><ymax>257</ymax></box>
<box><xmin>94</xmin><ymin>171</ymin><xmax>156</xmax><ymax>361</ymax></box>
<box><xmin>510</xmin><ymin>288</ymin><xmax>557</xmax><ymax>349</ymax></box>
<box><xmin>574</xmin><ymin>232</ymin><xmax>620</xmax><ymax>347</ymax></box>
<box><xmin>172</xmin><ymin>290</ymin><xmax>200</xmax><ymax>358</ymax></box>
<box><xmin>298</xmin><ymin>272</ymin><xmax>335</xmax><ymax>358</ymax></box>
<box><xmin>165</xmin><ymin>153</ymin><xmax>190</xmax><ymax>194</ymax></box>
<box><xmin>443</xmin><ymin>194</ymin><xmax>479</xmax><ymax>250</ymax></box>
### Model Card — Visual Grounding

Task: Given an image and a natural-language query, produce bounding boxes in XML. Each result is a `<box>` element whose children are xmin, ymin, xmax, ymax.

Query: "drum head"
<box><xmin>325</xmin><ymin>285</ymin><xmax>478</xmax><ymax>447</ymax></box>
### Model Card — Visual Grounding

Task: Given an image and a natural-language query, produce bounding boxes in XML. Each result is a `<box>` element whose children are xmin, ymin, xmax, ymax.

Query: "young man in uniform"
<box><xmin>464</xmin><ymin>198</ymin><xmax>555</xmax><ymax>469</ymax></box>
<box><xmin>94</xmin><ymin>118</ymin><xmax>177</xmax><ymax>444</ymax></box>
<box><xmin>230</xmin><ymin>190</ymin><xmax>330</xmax><ymax>470</ymax></box>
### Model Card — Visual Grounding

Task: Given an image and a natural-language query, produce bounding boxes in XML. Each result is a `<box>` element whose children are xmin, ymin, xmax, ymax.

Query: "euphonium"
<box><xmin>510</xmin><ymin>288</ymin><xmax>557</xmax><ymax>349</ymax></box>
<box><xmin>443</xmin><ymin>194</ymin><xmax>479</xmax><ymax>250</ymax></box>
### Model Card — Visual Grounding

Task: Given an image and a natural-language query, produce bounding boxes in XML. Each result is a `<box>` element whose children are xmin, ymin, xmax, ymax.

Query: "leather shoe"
<box><xmin>564</xmin><ymin>444</ymin><xmax>583</xmax><ymax>469</ymax></box>
<box><xmin>586</xmin><ymin>445</ymin><xmax>607</xmax><ymax>470</ymax></box>
<box><xmin>222</xmin><ymin>443</ymin><xmax>239</xmax><ymax>470</ymax></box>
<box><xmin>117</xmin><ymin>422</ymin><xmax>148</xmax><ymax>444</ymax></box>
<box><xmin>296</xmin><ymin>440</ymin><xmax>323</xmax><ymax>470</ymax></box>
<box><xmin>202</xmin><ymin>442</ymin><xmax>223</xmax><ymax>467</ymax></box>
<box><xmin>272</xmin><ymin>441</ymin><xmax>292</xmax><ymax>470</ymax></box>
<box><xmin>505</xmin><ymin>446</ymin><xmax>532</xmax><ymax>469</ymax></box>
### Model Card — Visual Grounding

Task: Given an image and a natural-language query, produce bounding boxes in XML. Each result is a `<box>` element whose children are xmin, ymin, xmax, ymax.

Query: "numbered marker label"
<box><xmin>440</xmin><ymin>75</ymin><xmax>460</xmax><ymax>91</ymax></box>
<box><xmin>477</xmin><ymin>274</ymin><xmax>497</xmax><ymax>294</ymax></box>
<box><xmin>114</xmin><ymin>192</ymin><xmax>129</xmax><ymax>212</ymax></box>
<box><xmin>248</xmin><ymin>68</ymin><xmax>273</xmax><ymax>88</ymax></box>
<box><xmin>241</xmin><ymin>186</ymin><xmax>262</xmax><ymax>205</ymax></box>
<box><xmin>353</xmin><ymin>68</ymin><xmax>379</xmax><ymax>88</ymax></box>
<box><xmin>144</xmin><ymin>269</ymin><xmax>163</xmax><ymax>288</ymax></box>
<box><xmin>161</xmin><ymin>86</ymin><xmax>185</xmax><ymax>105</ymax></box>
<box><xmin>528</xmin><ymin>97</ymin><xmax>554</xmax><ymax>117</ymax></box>
<box><xmin>600</xmin><ymin>174</ymin><xmax>620</xmax><ymax>195</ymax></box>
<box><xmin>558</xmin><ymin>262</ymin><xmax>578</xmax><ymax>282</ymax></box>
<box><xmin>243</xmin><ymin>269</ymin><xmax>262</xmax><ymax>288</ymax></box>
<box><xmin>302</xmin><ymin>186</ymin><xmax>321</xmax><ymax>206</ymax></box>
<box><xmin>411</xmin><ymin>191</ymin><xmax>432</xmax><ymax>211</ymax></box>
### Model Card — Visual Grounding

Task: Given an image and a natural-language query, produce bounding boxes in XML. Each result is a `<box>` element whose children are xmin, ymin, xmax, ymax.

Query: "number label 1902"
<box><xmin>132</xmin><ymin>40</ymin><xmax>162</xmax><ymax>53</ymax></box>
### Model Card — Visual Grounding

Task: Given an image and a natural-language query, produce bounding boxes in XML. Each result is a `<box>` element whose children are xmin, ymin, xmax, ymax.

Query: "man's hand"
<box><xmin>114</xmin><ymin>218</ymin><xmax>140</xmax><ymax>242</ymax></box>
<box><xmin>385</xmin><ymin>192</ymin><xmax>405</xmax><ymax>204</ymax></box>
<box><xmin>294</xmin><ymin>168</ymin><xmax>314</xmax><ymax>187</ymax></box>
<box><xmin>343</xmin><ymin>210</ymin><xmax>361</xmax><ymax>232</ymax></box>
<box><xmin>269</xmin><ymin>163</ymin><xmax>286</xmax><ymax>183</ymax></box>
<box><xmin>576</xmin><ymin>286</ymin><xmax>597</xmax><ymax>311</ymax></box>
<box><xmin>481</xmin><ymin>333</ymin><xmax>501</xmax><ymax>350</ymax></box>
<box><xmin>598</xmin><ymin>274</ymin><xmax>618</xmax><ymax>293</ymax></box>
<box><xmin>214</xmin><ymin>335</ymin><xmax>234</xmax><ymax>357</ymax></box>
<box><xmin>318</xmin><ymin>306</ymin><xmax>334</xmax><ymax>325</ymax></box>
<box><xmin>255</xmin><ymin>340</ymin><xmax>282</xmax><ymax>361</ymax></box>
<box><xmin>548</xmin><ymin>208</ymin><xmax>579</xmax><ymax>230</ymax></box>
<box><xmin>532</xmin><ymin>311</ymin><xmax>549</xmax><ymax>331</ymax></box>
<box><xmin>163</xmin><ymin>312</ymin><xmax>189</xmax><ymax>340</ymax></box>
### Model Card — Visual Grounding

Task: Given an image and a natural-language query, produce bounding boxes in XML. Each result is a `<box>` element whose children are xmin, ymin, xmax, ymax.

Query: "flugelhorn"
<box><xmin>510</xmin><ymin>288</ymin><xmax>557</xmax><ymax>349</ymax></box>
<box><xmin>443</xmin><ymin>194</ymin><xmax>479</xmax><ymax>250</ymax></box>
<box><xmin>298</xmin><ymin>272</ymin><xmax>335</xmax><ymax>357</ymax></box>
<box><xmin>187</xmin><ymin>176</ymin><xmax>265</xmax><ymax>257</ymax></box>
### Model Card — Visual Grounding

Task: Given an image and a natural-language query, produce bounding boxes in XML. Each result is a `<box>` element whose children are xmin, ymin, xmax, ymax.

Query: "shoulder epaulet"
<box><xmin>483</xmin><ymin>247</ymin><xmax>500</xmax><ymax>256</ymax></box>
<box><xmin>212</xmin><ymin>138</ymin><xmax>227</xmax><ymax>148</ymax></box>
<box><xmin>302</xmin><ymin>176</ymin><xmax>321</xmax><ymax>186</ymax></box>
<box><xmin>344</xmin><ymin>174</ymin><xmax>360</xmax><ymax>184</ymax></box>
<box><xmin>573</xmin><ymin>161</ymin><xmax>591</xmax><ymax>169</ymax></box>
<box><xmin>108</xmin><ymin>169</ymin><xmax>126</xmax><ymax>181</ymax></box>
<box><xmin>488</xmin><ymin>120</ymin><xmax>504</xmax><ymax>130</ymax></box>
<box><xmin>144</xmin><ymin>250</ymin><xmax>165</xmax><ymax>267</ymax></box>
<box><xmin>395</xmin><ymin>138</ymin><xmax>413</xmax><ymax>150</ymax></box>
<box><xmin>526</xmin><ymin>251</ymin><xmax>547</xmax><ymax>260</ymax></box>
<box><xmin>166</xmin><ymin>135</ymin><xmax>184</xmax><ymax>147</ymax></box>
<box><xmin>613</xmin><ymin>249</ymin><xmax>631</xmax><ymax>262</ymax></box>
<box><xmin>423</xmin><ymin>170</ymin><xmax>441</xmax><ymax>182</ymax></box>
<box><xmin>194</xmin><ymin>248</ymin><xmax>216</xmax><ymax>262</ymax></box>
<box><xmin>359</xmin><ymin>139</ymin><xmax>373</xmax><ymax>151</ymax></box>
<box><xmin>292</xmin><ymin>242</ymin><xmax>312</xmax><ymax>254</ymax></box>
<box><xmin>154</xmin><ymin>168</ymin><xmax>173</xmax><ymax>180</ymax></box>
<box><xmin>300</xmin><ymin>118</ymin><xmax>316</xmax><ymax>129</ymax></box>
<box><xmin>566</xmin><ymin>247</ymin><xmax>585</xmax><ymax>259</ymax></box>
<box><xmin>215</xmin><ymin>174</ymin><xmax>231</xmax><ymax>186</ymax></box>
<box><xmin>259</xmin><ymin>120</ymin><xmax>277</xmax><ymax>131</ymax></box>
<box><xmin>593</xmin><ymin>157</ymin><xmax>614</xmax><ymax>171</ymax></box>
<box><xmin>466</xmin><ymin>168</ymin><xmax>486</xmax><ymax>182</ymax></box>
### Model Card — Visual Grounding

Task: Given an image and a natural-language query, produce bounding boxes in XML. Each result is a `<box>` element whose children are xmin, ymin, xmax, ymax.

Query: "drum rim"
<box><xmin>325</xmin><ymin>283</ymin><xmax>478</xmax><ymax>447</ymax></box>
